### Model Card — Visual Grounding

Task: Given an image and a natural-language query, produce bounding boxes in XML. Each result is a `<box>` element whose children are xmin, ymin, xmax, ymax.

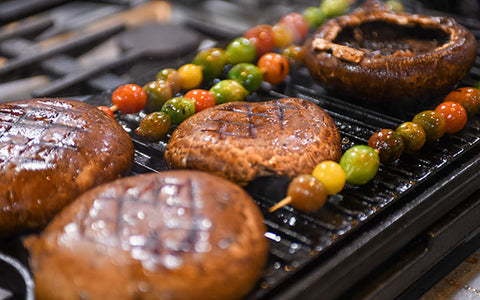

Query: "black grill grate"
<box><xmin>85</xmin><ymin>5</ymin><xmax>480</xmax><ymax>296</ymax></box>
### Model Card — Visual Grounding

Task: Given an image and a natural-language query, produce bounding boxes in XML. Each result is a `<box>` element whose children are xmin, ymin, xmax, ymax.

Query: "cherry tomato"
<box><xmin>319</xmin><ymin>0</ymin><xmax>350</xmax><ymax>18</ymax></box>
<box><xmin>244</xmin><ymin>24</ymin><xmax>275</xmax><ymax>57</ymax></box>
<box><xmin>395</xmin><ymin>122</ymin><xmax>426</xmax><ymax>152</ymax></box>
<box><xmin>184</xmin><ymin>89</ymin><xmax>216</xmax><ymax>112</ymax></box>
<box><xmin>282</xmin><ymin>44</ymin><xmax>305</xmax><ymax>65</ymax></box>
<box><xmin>368</xmin><ymin>129</ymin><xmax>405</xmax><ymax>163</ymax></box>
<box><xmin>227</xmin><ymin>63</ymin><xmax>263</xmax><ymax>92</ymax></box>
<box><xmin>278</xmin><ymin>12</ymin><xmax>309</xmax><ymax>43</ymax></box>
<box><xmin>385</xmin><ymin>0</ymin><xmax>404</xmax><ymax>12</ymax></box>
<box><xmin>272</xmin><ymin>23</ymin><xmax>294</xmax><ymax>48</ymax></box>
<box><xmin>287</xmin><ymin>174</ymin><xmax>327</xmax><ymax>212</ymax></box>
<box><xmin>270</xmin><ymin>174</ymin><xmax>327</xmax><ymax>213</ymax></box>
<box><xmin>257</xmin><ymin>53</ymin><xmax>290</xmax><ymax>85</ymax></box>
<box><xmin>155</xmin><ymin>68</ymin><xmax>181</xmax><ymax>95</ymax></box>
<box><xmin>225</xmin><ymin>37</ymin><xmax>256</xmax><ymax>65</ymax></box>
<box><xmin>302</xmin><ymin>6</ymin><xmax>326</xmax><ymax>28</ymax></box>
<box><xmin>412</xmin><ymin>110</ymin><xmax>446</xmax><ymax>141</ymax></box>
<box><xmin>143</xmin><ymin>80</ymin><xmax>172</xmax><ymax>113</ymax></box>
<box><xmin>135</xmin><ymin>111</ymin><xmax>172</xmax><ymax>142</ymax></box>
<box><xmin>444</xmin><ymin>87</ymin><xmax>480</xmax><ymax>117</ymax></box>
<box><xmin>434</xmin><ymin>101</ymin><xmax>468</xmax><ymax>133</ymax></box>
<box><xmin>111</xmin><ymin>83</ymin><xmax>147</xmax><ymax>114</ymax></box>
<box><xmin>177</xmin><ymin>64</ymin><xmax>203</xmax><ymax>90</ymax></box>
<box><xmin>192</xmin><ymin>47</ymin><xmax>228</xmax><ymax>80</ymax></box>
<box><xmin>97</xmin><ymin>106</ymin><xmax>114</xmax><ymax>118</ymax></box>
<box><xmin>312</xmin><ymin>160</ymin><xmax>346</xmax><ymax>195</ymax></box>
<box><xmin>209</xmin><ymin>80</ymin><xmax>248</xmax><ymax>104</ymax></box>
<box><xmin>339</xmin><ymin>145</ymin><xmax>380</xmax><ymax>185</ymax></box>
<box><xmin>161</xmin><ymin>97</ymin><xmax>195</xmax><ymax>125</ymax></box>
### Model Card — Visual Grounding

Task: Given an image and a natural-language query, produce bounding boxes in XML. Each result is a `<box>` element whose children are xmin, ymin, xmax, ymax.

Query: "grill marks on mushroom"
<box><xmin>25</xmin><ymin>170</ymin><xmax>268</xmax><ymax>300</ymax></box>
<box><xmin>0</xmin><ymin>98</ymin><xmax>134</xmax><ymax>236</ymax></box>
<box><xmin>164</xmin><ymin>98</ymin><xmax>342</xmax><ymax>184</ymax></box>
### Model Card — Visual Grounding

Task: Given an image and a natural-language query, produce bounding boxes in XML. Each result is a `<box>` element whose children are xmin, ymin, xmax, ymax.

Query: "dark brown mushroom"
<box><xmin>304</xmin><ymin>2</ymin><xmax>477</xmax><ymax>102</ymax></box>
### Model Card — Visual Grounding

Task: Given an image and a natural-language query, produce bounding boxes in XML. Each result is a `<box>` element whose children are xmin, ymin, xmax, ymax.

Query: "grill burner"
<box><xmin>1</xmin><ymin>1</ymin><xmax>480</xmax><ymax>299</ymax></box>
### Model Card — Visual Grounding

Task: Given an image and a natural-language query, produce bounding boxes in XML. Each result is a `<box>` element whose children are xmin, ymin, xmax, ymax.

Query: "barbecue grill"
<box><xmin>1</xmin><ymin>0</ymin><xmax>480</xmax><ymax>299</ymax></box>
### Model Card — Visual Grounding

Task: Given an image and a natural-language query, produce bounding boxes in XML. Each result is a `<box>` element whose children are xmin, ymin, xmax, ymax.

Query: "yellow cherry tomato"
<box><xmin>272</xmin><ymin>23</ymin><xmax>294</xmax><ymax>48</ymax></box>
<box><xmin>177</xmin><ymin>64</ymin><xmax>203</xmax><ymax>90</ymax></box>
<box><xmin>312</xmin><ymin>160</ymin><xmax>346</xmax><ymax>195</ymax></box>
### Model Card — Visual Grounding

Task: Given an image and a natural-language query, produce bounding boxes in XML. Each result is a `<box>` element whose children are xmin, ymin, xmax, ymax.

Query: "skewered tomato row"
<box><xmin>98</xmin><ymin>0</ymin><xmax>480</xmax><ymax>214</ymax></box>
<box><xmin>368</xmin><ymin>87</ymin><xmax>480</xmax><ymax>164</ymax></box>
<box><xmin>270</xmin><ymin>86</ymin><xmax>480</xmax><ymax>212</ymax></box>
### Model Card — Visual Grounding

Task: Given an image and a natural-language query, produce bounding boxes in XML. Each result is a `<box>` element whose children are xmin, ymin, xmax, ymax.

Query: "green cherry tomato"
<box><xmin>302</xmin><ymin>6</ymin><xmax>326</xmax><ymax>28</ymax></box>
<box><xmin>142</xmin><ymin>80</ymin><xmax>172</xmax><ymax>113</ymax></box>
<box><xmin>385</xmin><ymin>0</ymin><xmax>404</xmax><ymax>12</ymax></box>
<box><xmin>161</xmin><ymin>97</ymin><xmax>195</xmax><ymax>125</ymax></box>
<box><xmin>209</xmin><ymin>79</ymin><xmax>249</xmax><ymax>104</ymax></box>
<box><xmin>319</xmin><ymin>0</ymin><xmax>350</xmax><ymax>18</ymax></box>
<box><xmin>227</xmin><ymin>63</ymin><xmax>263</xmax><ymax>92</ymax></box>
<box><xmin>225</xmin><ymin>37</ymin><xmax>256</xmax><ymax>65</ymax></box>
<box><xmin>339</xmin><ymin>145</ymin><xmax>380</xmax><ymax>185</ymax></box>
<box><xmin>193</xmin><ymin>47</ymin><xmax>228</xmax><ymax>80</ymax></box>
<box><xmin>395</xmin><ymin>122</ymin><xmax>426</xmax><ymax>152</ymax></box>
<box><xmin>135</xmin><ymin>111</ymin><xmax>172</xmax><ymax>142</ymax></box>
<box><xmin>412</xmin><ymin>110</ymin><xmax>446</xmax><ymax>141</ymax></box>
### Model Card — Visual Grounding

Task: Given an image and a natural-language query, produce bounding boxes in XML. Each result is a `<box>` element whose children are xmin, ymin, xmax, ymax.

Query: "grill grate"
<box><xmin>1</xmin><ymin>1</ymin><xmax>480</xmax><ymax>299</ymax></box>
<box><xmin>85</xmin><ymin>5</ymin><xmax>480</xmax><ymax>297</ymax></box>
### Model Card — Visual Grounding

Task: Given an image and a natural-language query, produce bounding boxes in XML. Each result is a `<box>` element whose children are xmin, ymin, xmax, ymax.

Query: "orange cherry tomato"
<box><xmin>257</xmin><ymin>52</ymin><xmax>290</xmax><ymax>85</ymax></box>
<box><xmin>434</xmin><ymin>101</ymin><xmax>468</xmax><ymax>133</ymax></box>
<box><xmin>111</xmin><ymin>84</ymin><xmax>147</xmax><ymax>114</ymax></box>
<box><xmin>184</xmin><ymin>89</ymin><xmax>216</xmax><ymax>112</ymax></box>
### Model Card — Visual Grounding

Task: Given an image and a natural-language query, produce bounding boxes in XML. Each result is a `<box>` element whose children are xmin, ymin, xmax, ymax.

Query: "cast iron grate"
<box><xmin>84</xmin><ymin>4</ymin><xmax>480</xmax><ymax>297</ymax></box>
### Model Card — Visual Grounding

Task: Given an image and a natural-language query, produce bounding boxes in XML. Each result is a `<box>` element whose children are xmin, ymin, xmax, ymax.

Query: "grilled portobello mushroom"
<box><xmin>0</xmin><ymin>98</ymin><xmax>134</xmax><ymax>236</ymax></box>
<box><xmin>304</xmin><ymin>1</ymin><xmax>477</xmax><ymax>102</ymax></box>
<box><xmin>25</xmin><ymin>170</ymin><xmax>268</xmax><ymax>300</ymax></box>
<box><xmin>164</xmin><ymin>98</ymin><xmax>342</xmax><ymax>185</ymax></box>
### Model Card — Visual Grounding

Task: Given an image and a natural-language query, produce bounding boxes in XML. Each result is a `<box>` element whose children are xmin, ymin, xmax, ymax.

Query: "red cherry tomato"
<box><xmin>184</xmin><ymin>89</ymin><xmax>216</xmax><ymax>112</ymax></box>
<box><xmin>257</xmin><ymin>52</ymin><xmax>290</xmax><ymax>85</ymax></box>
<box><xmin>444</xmin><ymin>87</ymin><xmax>480</xmax><ymax>117</ymax></box>
<box><xmin>244</xmin><ymin>24</ymin><xmax>275</xmax><ymax>57</ymax></box>
<box><xmin>111</xmin><ymin>84</ymin><xmax>147</xmax><ymax>114</ymax></box>
<box><xmin>434</xmin><ymin>101</ymin><xmax>468</xmax><ymax>133</ymax></box>
<box><xmin>278</xmin><ymin>12</ymin><xmax>309</xmax><ymax>43</ymax></box>
<box><xmin>97</xmin><ymin>106</ymin><xmax>114</xmax><ymax>118</ymax></box>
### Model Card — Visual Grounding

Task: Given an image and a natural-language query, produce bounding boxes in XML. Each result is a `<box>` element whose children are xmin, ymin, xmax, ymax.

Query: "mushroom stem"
<box><xmin>269</xmin><ymin>196</ymin><xmax>292</xmax><ymax>213</ymax></box>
